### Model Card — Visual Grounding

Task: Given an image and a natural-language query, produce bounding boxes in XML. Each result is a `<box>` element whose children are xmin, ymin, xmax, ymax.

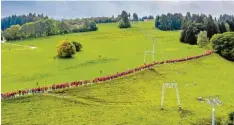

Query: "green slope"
<box><xmin>1</xmin><ymin>21</ymin><xmax>206</xmax><ymax>92</ymax></box>
<box><xmin>2</xmin><ymin>54</ymin><xmax>234</xmax><ymax>125</ymax></box>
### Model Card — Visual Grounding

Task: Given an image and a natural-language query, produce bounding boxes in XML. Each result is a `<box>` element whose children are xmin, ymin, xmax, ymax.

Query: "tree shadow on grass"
<box><xmin>62</xmin><ymin>58</ymin><xmax>119</xmax><ymax>70</ymax></box>
<box><xmin>53</xmin><ymin>56</ymin><xmax>75</xmax><ymax>60</ymax></box>
<box><xmin>179</xmin><ymin>109</ymin><xmax>193</xmax><ymax>118</ymax></box>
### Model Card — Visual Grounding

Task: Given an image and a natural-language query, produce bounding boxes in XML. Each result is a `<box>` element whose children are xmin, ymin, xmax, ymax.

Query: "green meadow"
<box><xmin>2</xmin><ymin>54</ymin><xmax>234</xmax><ymax>125</ymax></box>
<box><xmin>1</xmin><ymin>21</ymin><xmax>234</xmax><ymax>125</ymax></box>
<box><xmin>2</xmin><ymin>21</ymin><xmax>206</xmax><ymax>92</ymax></box>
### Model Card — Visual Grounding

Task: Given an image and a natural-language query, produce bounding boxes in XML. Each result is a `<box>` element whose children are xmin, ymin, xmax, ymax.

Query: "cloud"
<box><xmin>2</xmin><ymin>1</ymin><xmax>234</xmax><ymax>19</ymax></box>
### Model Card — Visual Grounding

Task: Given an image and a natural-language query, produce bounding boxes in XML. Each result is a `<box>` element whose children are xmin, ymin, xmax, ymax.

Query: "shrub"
<box><xmin>197</xmin><ymin>31</ymin><xmax>209</xmax><ymax>47</ymax></box>
<box><xmin>72</xmin><ymin>41</ymin><xmax>82</xmax><ymax>52</ymax></box>
<box><xmin>211</xmin><ymin>32</ymin><xmax>234</xmax><ymax>61</ymax></box>
<box><xmin>56</xmin><ymin>40</ymin><xmax>76</xmax><ymax>58</ymax></box>
<box><xmin>229</xmin><ymin>112</ymin><xmax>234</xmax><ymax>122</ymax></box>
<box><xmin>191</xmin><ymin>117</ymin><xmax>223</xmax><ymax>125</ymax></box>
<box><xmin>88</xmin><ymin>21</ymin><xmax>98</xmax><ymax>31</ymax></box>
<box><xmin>118</xmin><ymin>20</ymin><xmax>125</xmax><ymax>28</ymax></box>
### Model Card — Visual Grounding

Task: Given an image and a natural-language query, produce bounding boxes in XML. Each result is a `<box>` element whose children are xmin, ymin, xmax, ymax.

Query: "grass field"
<box><xmin>1</xmin><ymin>21</ymin><xmax>234</xmax><ymax>125</ymax></box>
<box><xmin>2</xmin><ymin>54</ymin><xmax>234</xmax><ymax>125</ymax></box>
<box><xmin>1</xmin><ymin>21</ymin><xmax>206</xmax><ymax>92</ymax></box>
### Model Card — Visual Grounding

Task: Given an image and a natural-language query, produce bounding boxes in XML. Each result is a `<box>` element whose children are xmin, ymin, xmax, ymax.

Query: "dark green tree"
<box><xmin>227</xmin><ymin>19</ymin><xmax>234</xmax><ymax>31</ymax></box>
<box><xmin>72</xmin><ymin>41</ymin><xmax>82</xmax><ymax>52</ymax></box>
<box><xmin>133</xmin><ymin>13</ymin><xmax>139</xmax><ymax>21</ymax></box>
<box><xmin>118</xmin><ymin>10</ymin><xmax>131</xmax><ymax>28</ymax></box>
<box><xmin>180</xmin><ymin>21</ymin><xmax>198</xmax><ymax>45</ymax></box>
<box><xmin>230</xmin><ymin>112</ymin><xmax>234</xmax><ymax>122</ymax></box>
<box><xmin>185</xmin><ymin>12</ymin><xmax>192</xmax><ymax>21</ymax></box>
<box><xmin>128</xmin><ymin>13</ymin><xmax>131</xmax><ymax>20</ymax></box>
<box><xmin>155</xmin><ymin>13</ymin><xmax>183</xmax><ymax>30</ymax></box>
<box><xmin>218</xmin><ymin>22</ymin><xmax>227</xmax><ymax>33</ymax></box>
<box><xmin>205</xmin><ymin>15</ymin><xmax>219</xmax><ymax>38</ymax></box>
<box><xmin>148</xmin><ymin>15</ymin><xmax>154</xmax><ymax>19</ymax></box>
<box><xmin>88</xmin><ymin>21</ymin><xmax>98</xmax><ymax>31</ymax></box>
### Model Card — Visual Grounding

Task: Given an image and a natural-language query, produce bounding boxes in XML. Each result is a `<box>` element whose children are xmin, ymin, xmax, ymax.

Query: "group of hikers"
<box><xmin>1</xmin><ymin>50</ymin><xmax>213</xmax><ymax>99</ymax></box>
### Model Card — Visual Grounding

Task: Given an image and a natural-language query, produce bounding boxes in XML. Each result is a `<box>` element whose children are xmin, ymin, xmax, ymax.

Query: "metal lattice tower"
<box><xmin>206</xmin><ymin>97</ymin><xmax>222</xmax><ymax>125</ymax></box>
<box><xmin>161</xmin><ymin>83</ymin><xmax>181</xmax><ymax>110</ymax></box>
<box><xmin>142</xmin><ymin>31</ymin><xmax>156</xmax><ymax>63</ymax></box>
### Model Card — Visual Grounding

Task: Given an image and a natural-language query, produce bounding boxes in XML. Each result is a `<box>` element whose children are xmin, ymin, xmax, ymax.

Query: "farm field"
<box><xmin>2</xmin><ymin>53</ymin><xmax>234</xmax><ymax>125</ymax></box>
<box><xmin>1</xmin><ymin>21</ymin><xmax>207</xmax><ymax>92</ymax></box>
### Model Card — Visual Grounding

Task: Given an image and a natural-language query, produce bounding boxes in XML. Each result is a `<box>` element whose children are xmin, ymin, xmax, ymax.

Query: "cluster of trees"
<box><xmin>2</xmin><ymin>12</ymin><xmax>142</xmax><ymax>41</ymax></box>
<box><xmin>3</xmin><ymin>18</ymin><xmax>98</xmax><ymax>41</ymax></box>
<box><xmin>91</xmin><ymin>16</ymin><xmax>117</xmax><ymax>23</ymax></box>
<box><xmin>118</xmin><ymin>10</ymin><xmax>131</xmax><ymax>28</ymax></box>
<box><xmin>56</xmin><ymin>40</ymin><xmax>82</xmax><ymax>58</ymax></box>
<box><xmin>211</xmin><ymin>32</ymin><xmax>234</xmax><ymax>61</ymax></box>
<box><xmin>141</xmin><ymin>15</ymin><xmax>154</xmax><ymax>21</ymax></box>
<box><xmin>63</xmin><ymin>16</ymin><xmax>118</xmax><ymax>25</ymax></box>
<box><xmin>180</xmin><ymin>12</ymin><xmax>234</xmax><ymax>45</ymax></box>
<box><xmin>1</xmin><ymin>13</ymin><xmax>48</xmax><ymax>30</ymax></box>
<box><xmin>155</xmin><ymin>13</ymin><xmax>183</xmax><ymax>30</ymax></box>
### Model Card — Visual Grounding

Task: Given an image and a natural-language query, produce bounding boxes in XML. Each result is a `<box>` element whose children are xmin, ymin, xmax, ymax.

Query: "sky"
<box><xmin>2</xmin><ymin>1</ymin><xmax>234</xmax><ymax>19</ymax></box>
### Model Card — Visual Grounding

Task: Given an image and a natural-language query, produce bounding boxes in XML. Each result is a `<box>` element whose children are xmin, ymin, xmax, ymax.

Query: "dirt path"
<box><xmin>3</xmin><ymin>42</ymin><xmax>37</xmax><ymax>49</ymax></box>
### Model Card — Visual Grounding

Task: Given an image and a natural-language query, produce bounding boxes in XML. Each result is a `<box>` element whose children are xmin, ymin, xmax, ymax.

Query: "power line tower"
<box><xmin>206</xmin><ymin>97</ymin><xmax>222</xmax><ymax>125</ymax></box>
<box><xmin>144</xmin><ymin>37</ymin><xmax>156</xmax><ymax>63</ymax></box>
<box><xmin>161</xmin><ymin>82</ymin><xmax>181</xmax><ymax>110</ymax></box>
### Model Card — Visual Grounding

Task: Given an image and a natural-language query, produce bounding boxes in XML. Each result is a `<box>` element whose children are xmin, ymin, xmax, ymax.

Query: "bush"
<box><xmin>229</xmin><ymin>112</ymin><xmax>234</xmax><ymax>122</ymax></box>
<box><xmin>56</xmin><ymin>40</ymin><xmax>76</xmax><ymax>58</ymax></box>
<box><xmin>211</xmin><ymin>32</ymin><xmax>234</xmax><ymax>61</ymax></box>
<box><xmin>72</xmin><ymin>41</ymin><xmax>82</xmax><ymax>52</ymax></box>
<box><xmin>197</xmin><ymin>31</ymin><xmax>209</xmax><ymax>47</ymax></box>
<box><xmin>118</xmin><ymin>19</ymin><xmax>131</xmax><ymax>28</ymax></box>
<box><xmin>191</xmin><ymin>117</ymin><xmax>223</xmax><ymax>125</ymax></box>
<box><xmin>118</xmin><ymin>20</ymin><xmax>125</xmax><ymax>28</ymax></box>
<box><xmin>88</xmin><ymin>21</ymin><xmax>98</xmax><ymax>31</ymax></box>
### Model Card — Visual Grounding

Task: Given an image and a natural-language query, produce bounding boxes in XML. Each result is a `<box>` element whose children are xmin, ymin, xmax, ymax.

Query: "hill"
<box><xmin>2</xmin><ymin>53</ymin><xmax>234</xmax><ymax>125</ymax></box>
<box><xmin>1</xmin><ymin>21</ymin><xmax>206</xmax><ymax>92</ymax></box>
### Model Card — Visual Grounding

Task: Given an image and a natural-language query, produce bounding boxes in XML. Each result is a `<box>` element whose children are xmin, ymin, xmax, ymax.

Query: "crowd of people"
<box><xmin>1</xmin><ymin>50</ymin><xmax>213</xmax><ymax>99</ymax></box>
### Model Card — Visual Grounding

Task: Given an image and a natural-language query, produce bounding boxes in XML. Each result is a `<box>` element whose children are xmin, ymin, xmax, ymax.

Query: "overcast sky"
<box><xmin>2</xmin><ymin>1</ymin><xmax>234</xmax><ymax>19</ymax></box>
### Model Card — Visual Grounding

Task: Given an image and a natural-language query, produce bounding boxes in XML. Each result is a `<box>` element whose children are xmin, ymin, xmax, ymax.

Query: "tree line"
<box><xmin>1</xmin><ymin>13</ymin><xmax>139</xmax><ymax>31</ymax></box>
<box><xmin>141</xmin><ymin>15</ymin><xmax>154</xmax><ymax>21</ymax></box>
<box><xmin>155</xmin><ymin>12</ymin><xmax>234</xmax><ymax>34</ymax></box>
<box><xmin>155</xmin><ymin>13</ymin><xmax>183</xmax><ymax>30</ymax></box>
<box><xmin>62</xmin><ymin>16</ymin><xmax>119</xmax><ymax>24</ymax></box>
<box><xmin>3</xmin><ymin>18</ymin><xmax>98</xmax><ymax>41</ymax></box>
<box><xmin>2</xmin><ymin>11</ymin><xmax>142</xmax><ymax>41</ymax></box>
<box><xmin>1</xmin><ymin>13</ymin><xmax>48</xmax><ymax>31</ymax></box>
<box><xmin>179</xmin><ymin>12</ymin><xmax>234</xmax><ymax>61</ymax></box>
<box><xmin>180</xmin><ymin>12</ymin><xmax>234</xmax><ymax>45</ymax></box>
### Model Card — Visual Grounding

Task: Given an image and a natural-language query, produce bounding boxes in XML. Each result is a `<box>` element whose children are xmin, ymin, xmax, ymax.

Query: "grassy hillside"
<box><xmin>1</xmin><ymin>21</ymin><xmax>206</xmax><ymax>92</ymax></box>
<box><xmin>2</xmin><ymin>54</ymin><xmax>234</xmax><ymax>125</ymax></box>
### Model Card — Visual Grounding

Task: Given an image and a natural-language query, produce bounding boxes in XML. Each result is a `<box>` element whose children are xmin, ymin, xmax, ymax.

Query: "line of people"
<box><xmin>1</xmin><ymin>50</ymin><xmax>213</xmax><ymax>99</ymax></box>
